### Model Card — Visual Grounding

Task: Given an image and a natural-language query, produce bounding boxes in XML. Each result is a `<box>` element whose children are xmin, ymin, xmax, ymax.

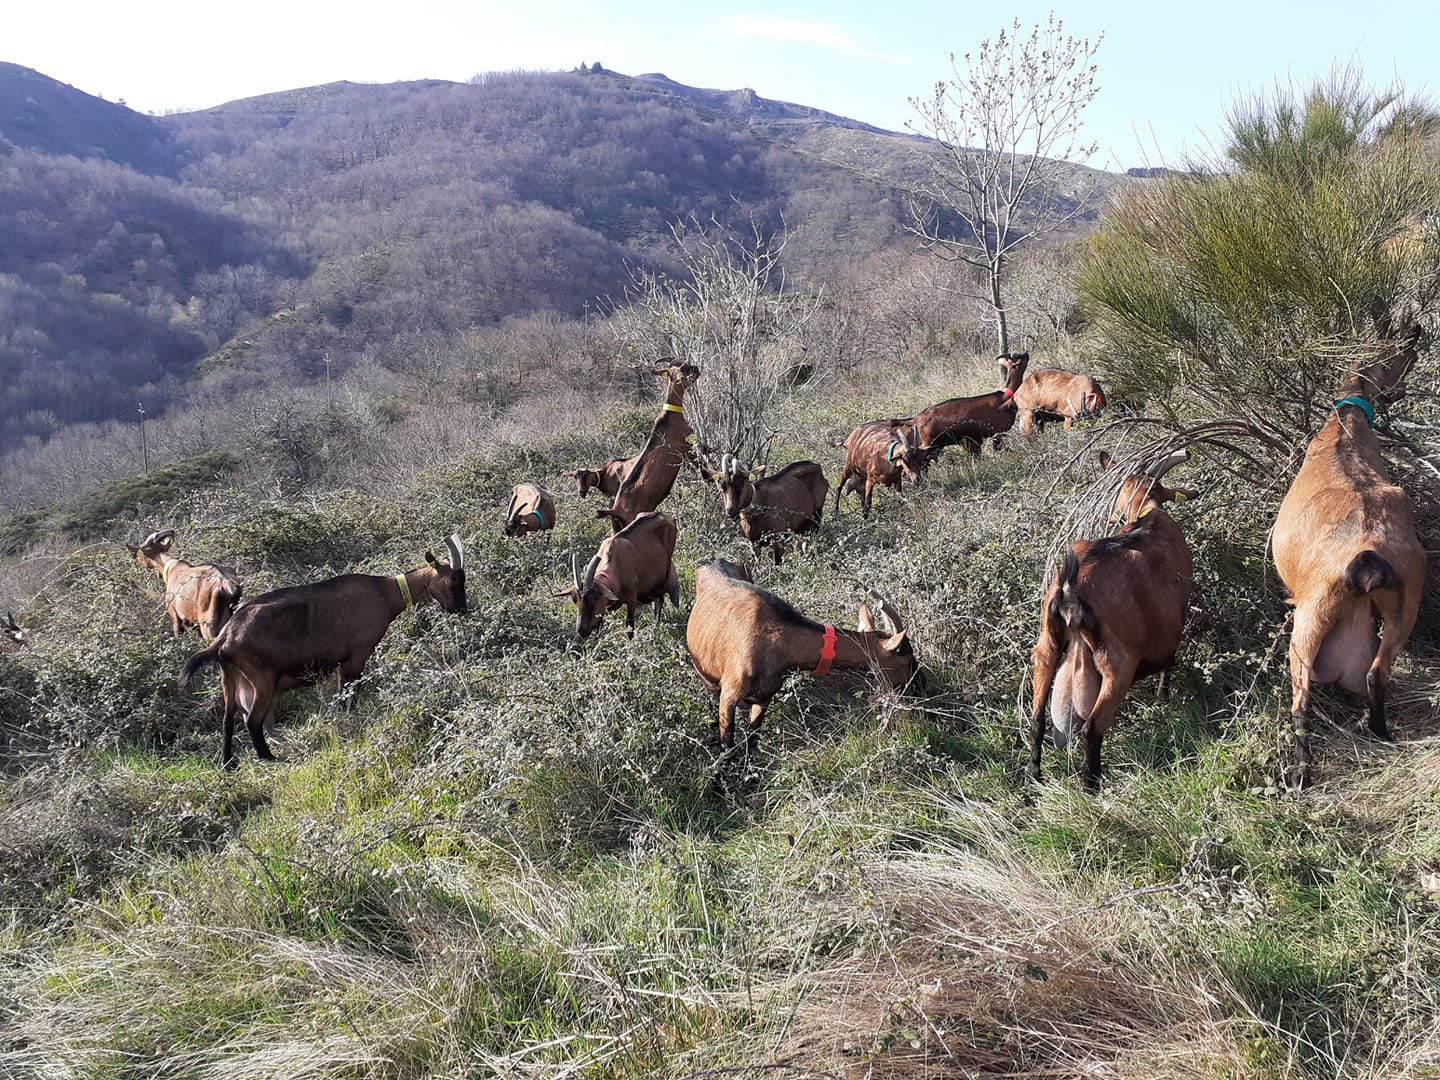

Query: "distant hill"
<box><xmin>0</xmin><ymin>62</ymin><xmax>1118</xmax><ymax>460</ymax></box>
<box><xmin>0</xmin><ymin>61</ymin><xmax>178</xmax><ymax>175</ymax></box>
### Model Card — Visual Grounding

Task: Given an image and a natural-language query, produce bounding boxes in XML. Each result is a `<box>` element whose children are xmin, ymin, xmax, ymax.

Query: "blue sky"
<box><xmin>6</xmin><ymin>0</ymin><xmax>1438</xmax><ymax>171</ymax></box>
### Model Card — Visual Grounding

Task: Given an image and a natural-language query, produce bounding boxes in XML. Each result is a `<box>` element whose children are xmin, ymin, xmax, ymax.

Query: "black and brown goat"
<box><xmin>1013</xmin><ymin>367</ymin><xmax>1106</xmax><ymax>434</ymax></box>
<box><xmin>503</xmin><ymin>483</ymin><xmax>556</xmax><ymax>537</ymax></box>
<box><xmin>564</xmin><ymin>455</ymin><xmax>639</xmax><ymax>500</ymax></box>
<box><xmin>2</xmin><ymin>611</ymin><xmax>26</xmax><ymax>651</ymax></box>
<box><xmin>180</xmin><ymin>535</ymin><xmax>467</xmax><ymax>769</ymax></box>
<box><xmin>1273</xmin><ymin>346</ymin><xmax>1425</xmax><ymax>786</ymax></box>
<box><xmin>127</xmin><ymin>530</ymin><xmax>243</xmax><ymax>642</ymax></box>
<box><xmin>1027</xmin><ymin>450</ymin><xmax>1201</xmax><ymax>790</ymax></box>
<box><xmin>687</xmin><ymin>559</ymin><xmax>917</xmax><ymax>752</ymax></box>
<box><xmin>708</xmin><ymin>454</ymin><xmax>829</xmax><ymax>563</ymax></box>
<box><xmin>834</xmin><ymin>421</ymin><xmax>925</xmax><ymax>517</ymax></box>
<box><xmin>558</xmin><ymin>511</ymin><xmax>680</xmax><ymax>638</ymax></box>
<box><xmin>601</xmin><ymin>362</ymin><xmax>700</xmax><ymax>531</ymax></box>
<box><xmin>894</xmin><ymin>352</ymin><xmax>1030</xmax><ymax>464</ymax></box>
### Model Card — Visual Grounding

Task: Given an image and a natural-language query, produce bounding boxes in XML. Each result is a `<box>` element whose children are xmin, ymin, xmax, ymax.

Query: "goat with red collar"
<box><xmin>687</xmin><ymin>559</ymin><xmax>918</xmax><ymax>754</ymax></box>
<box><xmin>890</xmin><ymin>351</ymin><xmax>1030</xmax><ymax>466</ymax></box>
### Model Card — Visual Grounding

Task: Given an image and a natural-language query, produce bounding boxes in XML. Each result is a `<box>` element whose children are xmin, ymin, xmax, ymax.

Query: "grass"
<box><xmin>1</xmin><ymin>367</ymin><xmax>1438</xmax><ymax>1078</ymax></box>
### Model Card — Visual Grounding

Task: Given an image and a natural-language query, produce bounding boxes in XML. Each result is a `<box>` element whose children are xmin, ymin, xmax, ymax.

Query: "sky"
<box><xmin>6</xmin><ymin>0</ymin><xmax>1439</xmax><ymax>172</ymax></box>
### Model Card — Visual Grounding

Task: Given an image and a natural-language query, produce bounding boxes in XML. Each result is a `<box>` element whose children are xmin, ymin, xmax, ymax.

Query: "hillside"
<box><xmin>0</xmin><ymin>64</ymin><xmax>1115</xmax><ymax>475</ymax></box>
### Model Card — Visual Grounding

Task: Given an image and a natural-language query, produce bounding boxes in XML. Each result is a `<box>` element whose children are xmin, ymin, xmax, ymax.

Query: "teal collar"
<box><xmin>887</xmin><ymin>440</ymin><xmax>902</xmax><ymax>462</ymax></box>
<box><xmin>1333</xmin><ymin>396</ymin><xmax>1375</xmax><ymax>427</ymax></box>
<box><xmin>532</xmin><ymin>506</ymin><xmax>546</xmax><ymax>528</ymax></box>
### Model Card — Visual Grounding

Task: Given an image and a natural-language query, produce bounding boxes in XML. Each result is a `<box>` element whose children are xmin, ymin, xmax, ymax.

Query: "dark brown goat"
<box><xmin>503</xmin><ymin>483</ymin><xmax>556</xmax><ymax>537</ymax></box>
<box><xmin>601</xmin><ymin>362</ymin><xmax>700</xmax><ymax>531</ymax></box>
<box><xmin>894</xmin><ymin>352</ymin><xmax>1030</xmax><ymax>464</ymax></box>
<box><xmin>1273</xmin><ymin>347</ymin><xmax>1425</xmax><ymax>786</ymax></box>
<box><xmin>1027</xmin><ymin>450</ymin><xmax>1201</xmax><ymax>789</ymax></box>
<box><xmin>834</xmin><ymin>421</ymin><xmax>925</xmax><ymax>517</ymax></box>
<box><xmin>557</xmin><ymin>511</ymin><xmax>680</xmax><ymax>638</ymax></box>
<box><xmin>564</xmin><ymin>455</ymin><xmax>639</xmax><ymax>499</ymax></box>
<box><xmin>709</xmin><ymin>454</ymin><xmax>829</xmax><ymax>563</ymax></box>
<box><xmin>687</xmin><ymin>559</ymin><xmax>917</xmax><ymax>752</ymax></box>
<box><xmin>2</xmin><ymin>611</ymin><xmax>26</xmax><ymax>651</ymax></box>
<box><xmin>1013</xmin><ymin>368</ymin><xmax>1106</xmax><ymax>434</ymax></box>
<box><xmin>180</xmin><ymin>535</ymin><xmax>466</xmax><ymax>769</ymax></box>
<box><xmin>127</xmin><ymin>530</ymin><xmax>243</xmax><ymax>641</ymax></box>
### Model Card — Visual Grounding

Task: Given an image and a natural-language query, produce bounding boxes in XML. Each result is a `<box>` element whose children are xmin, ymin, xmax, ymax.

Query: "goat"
<box><xmin>687</xmin><ymin>559</ymin><xmax>917</xmax><ymax>752</ymax></box>
<box><xmin>564</xmin><ymin>455</ymin><xmax>639</xmax><ymax>500</ymax></box>
<box><xmin>893</xmin><ymin>352</ymin><xmax>1030</xmax><ymax>465</ymax></box>
<box><xmin>600</xmin><ymin>361</ymin><xmax>700</xmax><ymax>531</ymax></box>
<box><xmin>1027</xmin><ymin>450</ymin><xmax>1201</xmax><ymax>790</ymax></box>
<box><xmin>1013</xmin><ymin>368</ymin><xmax>1106</xmax><ymax>434</ymax></box>
<box><xmin>127</xmin><ymin>530</ymin><xmax>243</xmax><ymax>642</ymax></box>
<box><xmin>1273</xmin><ymin>346</ymin><xmax>1425</xmax><ymax>787</ymax></box>
<box><xmin>2</xmin><ymin>611</ymin><xmax>26</xmax><ymax>651</ymax></box>
<box><xmin>503</xmin><ymin>483</ymin><xmax>556</xmax><ymax>537</ymax></box>
<box><xmin>179</xmin><ymin>535</ymin><xmax>466</xmax><ymax>769</ymax></box>
<box><xmin>834</xmin><ymin>420</ymin><xmax>925</xmax><ymax>517</ymax></box>
<box><xmin>708</xmin><ymin>454</ymin><xmax>829</xmax><ymax>563</ymax></box>
<box><xmin>557</xmin><ymin>511</ymin><xmax>680</xmax><ymax>638</ymax></box>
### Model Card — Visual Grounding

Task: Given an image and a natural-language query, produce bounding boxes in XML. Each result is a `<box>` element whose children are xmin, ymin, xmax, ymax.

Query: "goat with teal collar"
<box><xmin>504</xmin><ymin>483</ymin><xmax>556</xmax><ymax>538</ymax></box>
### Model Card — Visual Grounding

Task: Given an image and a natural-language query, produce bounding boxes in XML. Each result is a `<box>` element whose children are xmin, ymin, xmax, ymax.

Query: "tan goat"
<box><xmin>835</xmin><ymin>420</ymin><xmax>925</xmax><ymax>517</ymax></box>
<box><xmin>1273</xmin><ymin>347</ymin><xmax>1426</xmax><ymax>786</ymax></box>
<box><xmin>1027</xmin><ymin>450</ymin><xmax>1201</xmax><ymax>789</ymax></box>
<box><xmin>601</xmin><ymin>362</ymin><xmax>700</xmax><ymax>531</ymax></box>
<box><xmin>503</xmin><ymin>483</ymin><xmax>556</xmax><ymax>537</ymax></box>
<box><xmin>127</xmin><ymin>530</ymin><xmax>243</xmax><ymax>642</ymax></box>
<box><xmin>687</xmin><ymin>559</ymin><xmax>917</xmax><ymax>753</ymax></box>
<box><xmin>1013</xmin><ymin>368</ymin><xmax>1106</xmax><ymax>434</ymax></box>
<box><xmin>557</xmin><ymin>511</ymin><xmax>680</xmax><ymax>638</ymax></box>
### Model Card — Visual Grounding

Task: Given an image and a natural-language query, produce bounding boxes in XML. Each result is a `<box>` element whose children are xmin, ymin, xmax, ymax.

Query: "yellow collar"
<box><xmin>663</xmin><ymin>403</ymin><xmax>684</xmax><ymax>414</ymax></box>
<box><xmin>395</xmin><ymin>572</ymin><xmax>414</xmax><ymax>609</ymax></box>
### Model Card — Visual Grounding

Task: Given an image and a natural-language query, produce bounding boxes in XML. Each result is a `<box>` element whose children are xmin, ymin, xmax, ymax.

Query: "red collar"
<box><xmin>813</xmin><ymin>625</ymin><xmax>838</xmax><ymax>676</ymax></box>
<box><xmin>1001</xmin><ymin>387</ymin><xmax>1015</xmax><ymax>399</ymax></box>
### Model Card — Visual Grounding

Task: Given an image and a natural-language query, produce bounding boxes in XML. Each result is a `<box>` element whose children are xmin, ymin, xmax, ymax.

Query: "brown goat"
<box><xmin>503</xmin><ymin>483</ymin><xmax>557</xmax><ymax>537</ymax></box>
<box><xmin>2</xmin><ymin>611</ymin><xmax>26</xmax><ymax>651</ymax></box>
<box><xmin>835</xmin><ymin>421</ymin><xmax>925</xmax><ymax>517</ymax></box>
<box><xmin>127</xmin><ymin>530</ymin><xmax>243</xmax><ymax>642</ymax></box>
<box><xmin>601</xmin><ymin>362</ymin><xmax>700</xmax><ymax>531</ymax></box>
<box><xmin>708</xmin><ymin>454</ymin><xmax>829</xmax><ymax>563</ymax></box>
<box><xmin>1013</xmin><ymin>368</ymin><xmax>1106</xmax><ymax>434</ymax></box>
<box><xmin>1027</xmin><ymin>450</ymin><xmax>1201</xmax><ymax>789</ymax></box>
<box><xmin>1273</xmin><ymin>347</ymin><xmax>1425</xmax><ymax>787</ymax></box>
<box><xmin>557</xmin><ymin>511</ymin><xmax>680</xmax><ymax>638</ymax></box>
<box><xmin>564</xmin><ymin>455</ymin><xmax>639</xmax><ymax>499</ymax></box>
<box><xmin>180</xmin><ymin>535</ymin><xmax>467</xmax><ymax>769</ymax></box>
<box><xmin>894</xmin><ymin>352</ymin><xmax>1030</xmax><ymax>464</ymax></box>
<box><xmin>687</xmin><ymin>559</ymin><xmax>917</xmax><ymax>752</ymax></box>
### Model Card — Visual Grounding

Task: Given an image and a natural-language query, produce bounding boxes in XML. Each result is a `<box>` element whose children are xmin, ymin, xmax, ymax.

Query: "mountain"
<box><xmin>0</xmin><ymin>62</ymin><xmax>1116</xmax><ymax>466</ymax></box>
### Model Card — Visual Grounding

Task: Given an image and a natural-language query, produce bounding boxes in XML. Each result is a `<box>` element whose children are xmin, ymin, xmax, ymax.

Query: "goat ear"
<box><xmin>553</xmin><ymin>587</ymin><xmax>579</xmax><ymax>603</ymax></box>
<box><xmin>882</xmin><ymin>631</ymin><xmax>909</xmax><ymax>653</ymax></box>
<box><xmin>857</xmin><ymin>603</ymin><xmax>875</xmax><ymax>632</ymax></box>
<box><xmin>1168</xmin><ymin>486</ymin><xmax>1201</xmax><ymax>503</ymax></box>
<box><xmin>125</xmin><ymin>545</ymin><xmax>139</xmax><ymax>556</ymax></box>
<box><xmin>1098</xmin><ymin>450</ymin><xmax>1114</xmax><ymax>472</ymax></box>
<box><xmin>425</xmin><ymin>551</ymin><xmax>439</xmax><ymax>568</ymax></box>
<box><xmin>753</xmin><ymin>464</ymin><xmax>768</xmax><ymax>476</ymax></box>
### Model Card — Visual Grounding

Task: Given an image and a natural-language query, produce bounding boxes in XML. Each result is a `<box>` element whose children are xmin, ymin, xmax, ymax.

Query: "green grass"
<box><xmin>1</xmin><ymin>374</ymin><xmax>1438</xmax><ymax>1078</ymax></box>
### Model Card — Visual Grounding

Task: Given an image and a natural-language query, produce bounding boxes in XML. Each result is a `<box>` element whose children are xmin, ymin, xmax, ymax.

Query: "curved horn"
<box><xmin>571</xmin><ymin>552</ymin><xmax>583</xmax><ymax>593</ymax></box>
<box><xmin>505</xmin><ymin>490</ymin><xmax>519</xmax><ymax>525</ymax></box>
<box><xmin>1149</xmin><ymin>449</ymin><xmax>1190</xmax><ymax>480</ymax></box>
<box><xmin>866</xmin><ymin>589</ymin><xmax>906</xmax><ymax>634</ymax></box>
<box><xmin>582</xmin><ymin>553</ymin><xmax>601</xmax><ymax>589</ymax></box>
<box><xmin>445</xmin><ymin>533</ymin><xmax>464</xmax><ymax>571</ymax></box>
<box><xmin>140</xmin><ymin>531</ymin><xmax>161</xmax><ymax>548</ymax></box>
<box><xmin>3</xmin><ymin>611</ymin><xmax>16</xmax><ymax>631</ymax></box>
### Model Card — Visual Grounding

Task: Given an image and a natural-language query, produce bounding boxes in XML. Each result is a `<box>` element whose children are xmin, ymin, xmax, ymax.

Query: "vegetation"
<box><xmin>1</xmin><ymin>62</ymin><xmax>1438</xmax><ymax>1080</ymax></box>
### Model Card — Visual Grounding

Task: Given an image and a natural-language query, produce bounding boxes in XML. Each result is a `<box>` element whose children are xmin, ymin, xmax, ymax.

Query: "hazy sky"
<box><xmin>6</xmin><ymin>0</ymin><xmax>1437</xmax><ymax>170</ymax></box>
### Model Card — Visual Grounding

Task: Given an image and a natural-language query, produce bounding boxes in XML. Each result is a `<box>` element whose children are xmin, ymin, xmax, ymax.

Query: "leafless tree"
<box><xmin>608</xmin><ymin>214</ymin><xmax>823</xmax><ymax>467</ymax></box>
<box><xmin>908</xmin><ymin>15</ymin><xmax>1103</xmax><ymax>355</ymax></box>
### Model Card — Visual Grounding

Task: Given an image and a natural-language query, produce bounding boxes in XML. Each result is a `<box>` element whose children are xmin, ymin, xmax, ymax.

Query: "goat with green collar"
<box><xmin>503</xmin><ymin>483</ymin><xmax>556</xmax><ymax>537</ymax></box>
<box><xmin>1273</xmin><ymin>346</ymin><xmax>1426</xmax><ymax>788</ymax></box>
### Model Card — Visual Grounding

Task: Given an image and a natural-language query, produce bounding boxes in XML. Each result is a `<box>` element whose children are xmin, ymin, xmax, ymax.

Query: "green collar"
<box><xmin>1333</xmin><ymin>396</ymin><xmax>1375</xmax><ymax>427</ymax></box>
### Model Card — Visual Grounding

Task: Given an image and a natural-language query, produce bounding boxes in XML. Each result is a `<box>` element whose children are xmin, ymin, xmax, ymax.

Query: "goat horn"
<box><xmin>1150</xmin><ymin>449</ymin><xmax>1190</xmax><ymax>479</ymax></box>
<box><xmin>140</xmin><ymin>531</ymin><xmax>161</xmax><ymax>547</ymax></box>
<box><xmin>3</xmin><ymin>611</ymin><xmax>16</xmax><ymax>631</ymax></box>
<box><xmin>504</xmin><ymin>491</ymin><xmax>519</xmax><ymax>525</ymax></box>
<box><xmin>571</xmin><ymin>552</ymin><xmax>582</xmax><ymax>593</ymax></box>
<box><xmin>866</xmin><ymin>589</ymin><xmax>906</xmax><ymax>634</ymax></box>
<box><xmin>445</xmin><ymin>533</ymin><xmax>464</xmax><ymax>571</ymax></box>
<box><xmin>583</xmin><ymin>553</ymin><xmax>601</xmax><ymax>589</ymax></box>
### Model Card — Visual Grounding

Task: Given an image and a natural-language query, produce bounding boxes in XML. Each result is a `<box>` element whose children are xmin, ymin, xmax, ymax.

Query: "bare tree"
<box><xmin>607</xmin><ymin>214</ymin><xmax>823</xmax><ymax>467</ymax></box>
<box><xmin>908</xmin><ymin>15</ymin><xmax>1102</xmax><ymax>355</ymax></box>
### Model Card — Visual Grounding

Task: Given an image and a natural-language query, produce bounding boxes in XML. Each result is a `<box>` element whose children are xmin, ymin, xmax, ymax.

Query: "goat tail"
<box><xmin>179</xmin><ymin>640</ymin><xmax>223</xmax><ymax>688</ymax></box>
<box><xmin>1054</xmin><ymin>551</ymin><xmax>1099</xmax><ymax>641</ymax></box>
<box><xmin>1343</xmin><ymin>550</ymin><xmax>1399</xmax><ymax>595</ymax></box>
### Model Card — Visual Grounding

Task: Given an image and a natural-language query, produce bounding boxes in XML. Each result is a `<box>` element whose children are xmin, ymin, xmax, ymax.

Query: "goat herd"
<box><xmin>2</xmin><ymin>348</ymin><xmax>1425</xmax><ymax>791</ymax></box>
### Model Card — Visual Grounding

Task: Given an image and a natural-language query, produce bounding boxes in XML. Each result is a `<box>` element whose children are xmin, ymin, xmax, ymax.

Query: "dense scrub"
<box><xmin>2</xmin><ymin>353</ymin><xmax>1437</xmax><ymax>1078</ymax></box>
